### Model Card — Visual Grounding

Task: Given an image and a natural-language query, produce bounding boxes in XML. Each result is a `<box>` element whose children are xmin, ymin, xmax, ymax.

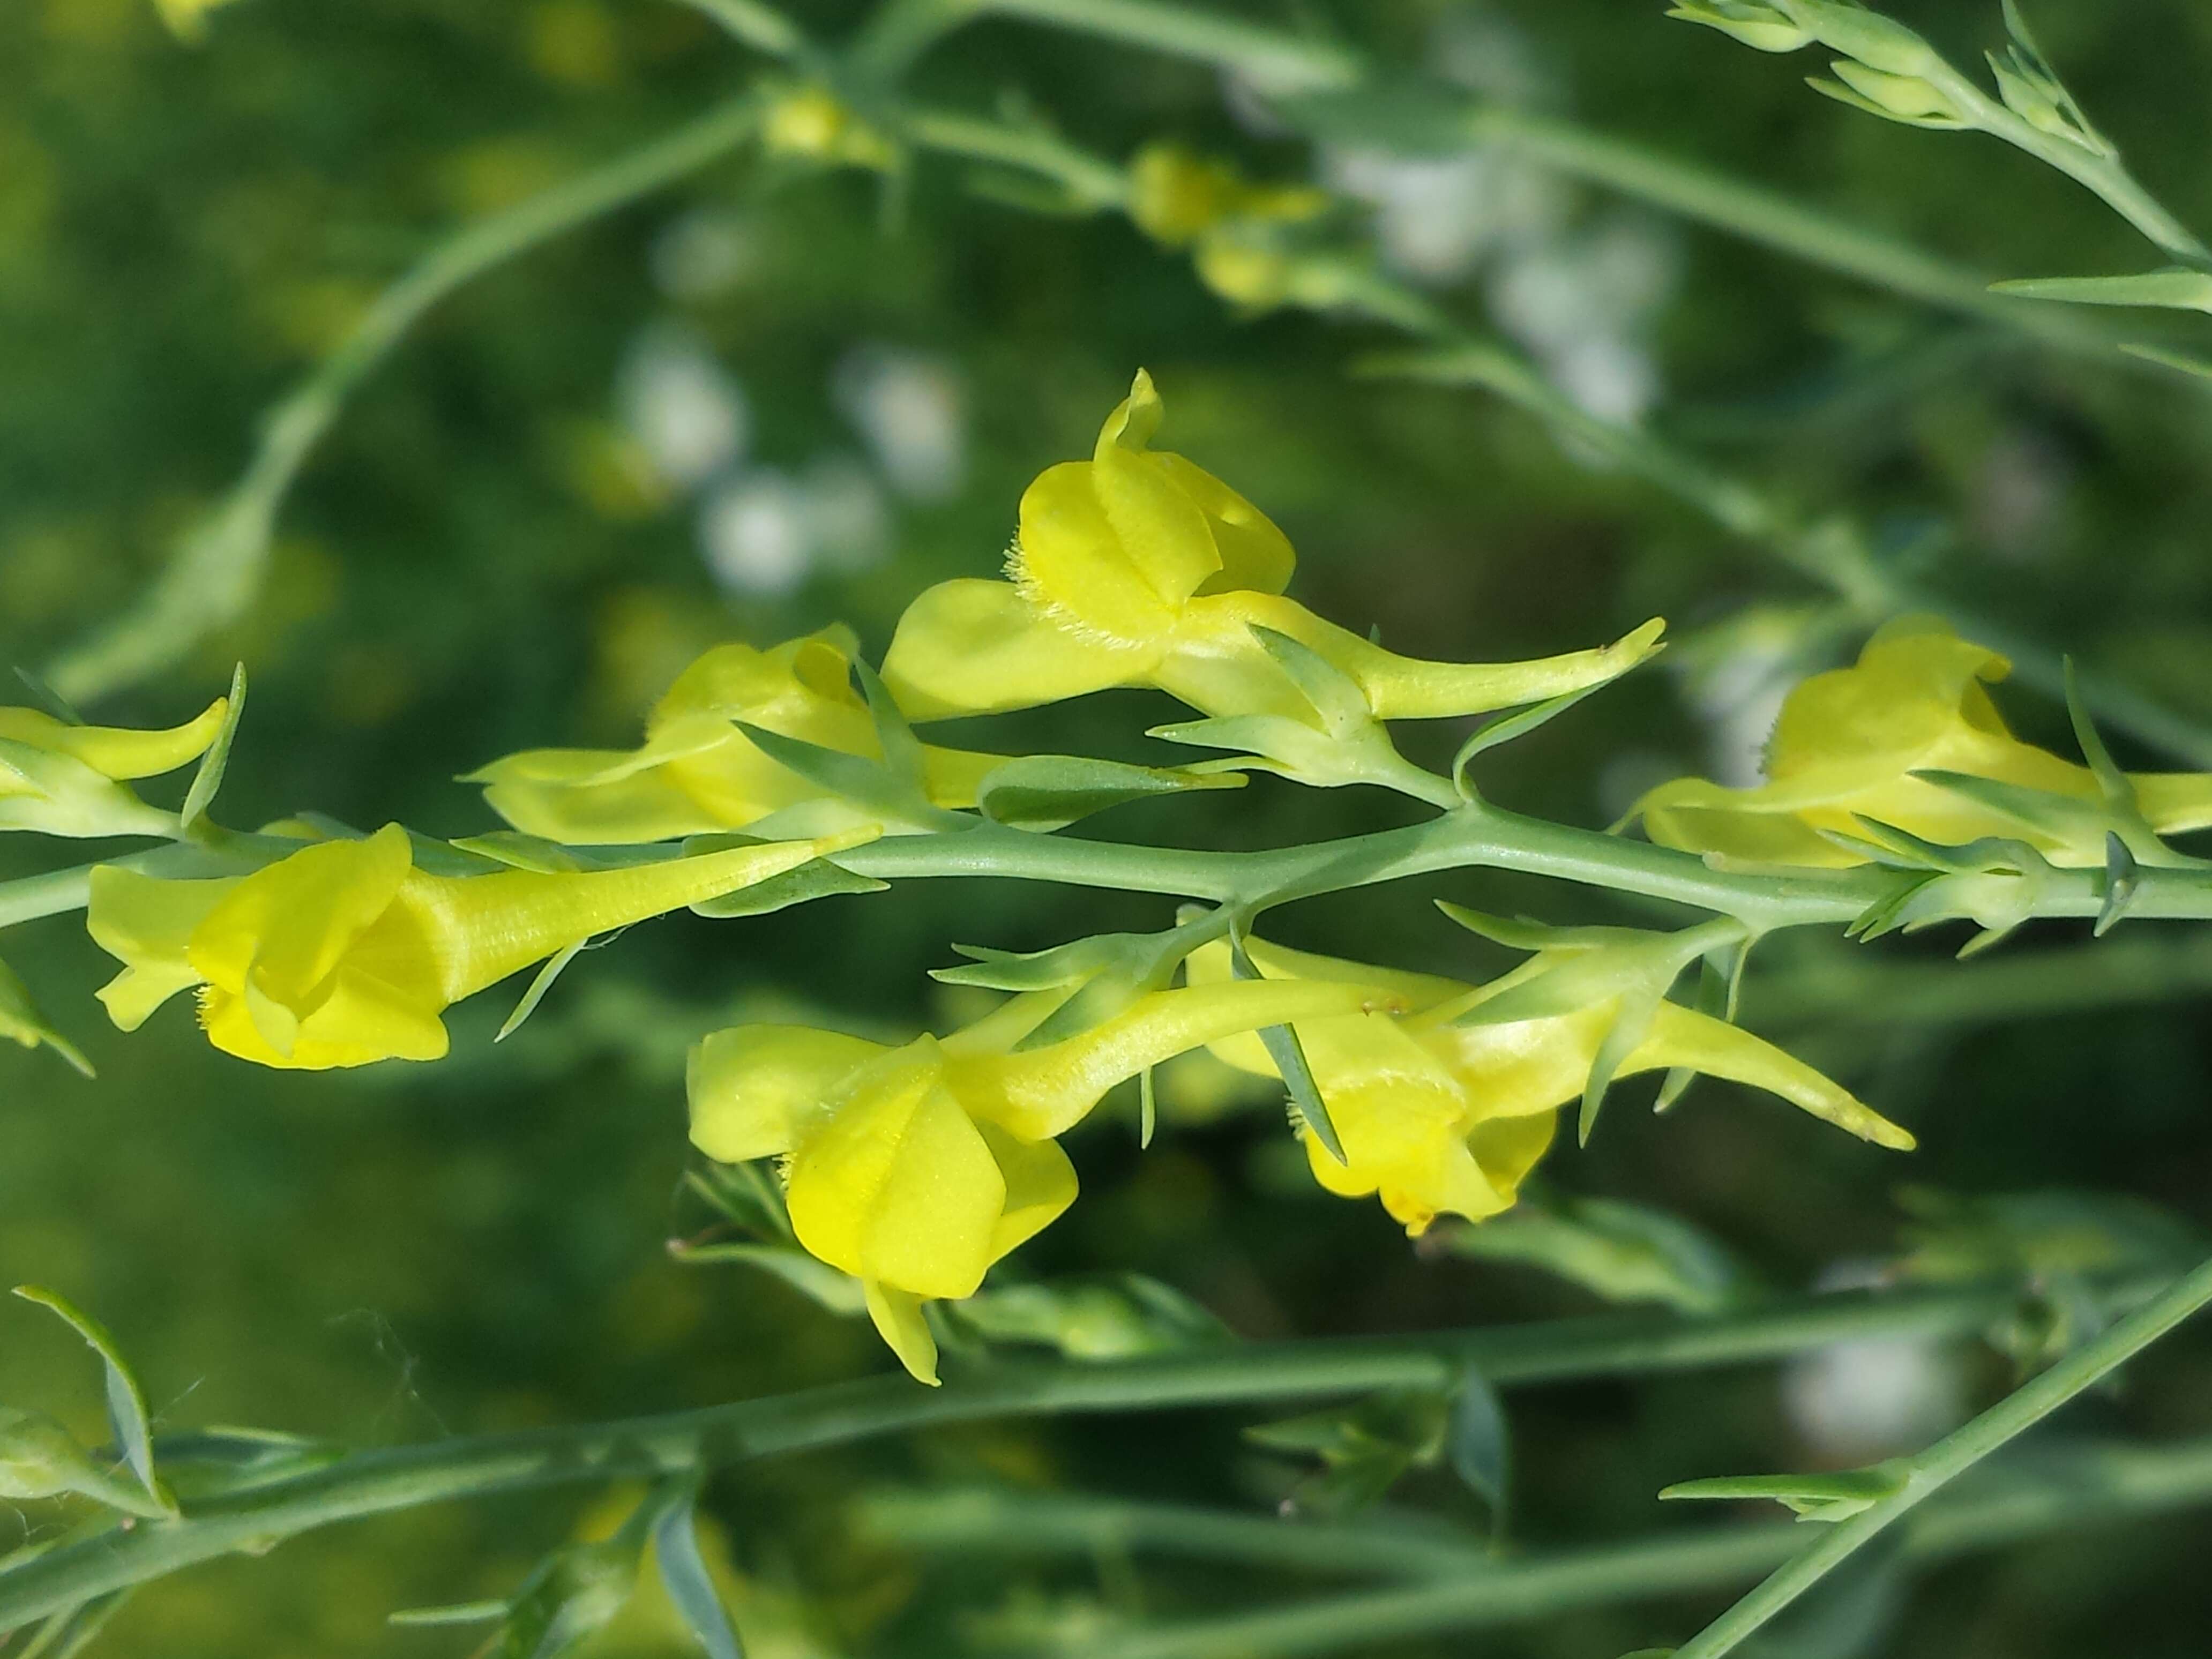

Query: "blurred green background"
<box><xmin>5</xmin><ymin>0</ymin><xmax>2212</xmax><ymax>1653</ymax></box>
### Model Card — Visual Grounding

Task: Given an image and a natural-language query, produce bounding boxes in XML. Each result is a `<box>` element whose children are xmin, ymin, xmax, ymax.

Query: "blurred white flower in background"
<box><xmin>1487</xmin><ymin>214</ymin><xmax>1680</xmax><ymax>423</ymax></box>
<box><xmin>699</xmin><ymin>469</ymin><xmax>813</xmax><ymax>597</ymax></box>
<box><xmin>616</xmin><ymin>322</ymin><xmax>749</xmax><ymax>489</ymax></box>
<box><xmin>649</xmin><ymin>207</ymin><xmax>762</xmax><ymax>302</ymax></box>
<box><xmin>833</xmin><ymin>345</ymin><xmax>969</xmax><ymax>502</ymax></box>
<box><xmin>1783</xmin><ymin>1261</ymin><xmax>1969</xmax><ymax>1462</ymax></box>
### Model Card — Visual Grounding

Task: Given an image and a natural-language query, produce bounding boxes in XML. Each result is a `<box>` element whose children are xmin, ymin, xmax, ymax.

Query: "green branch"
<box><xmin>1672</xmin><ymin>1248</ymin><xmax>2212</xmax><ymax>1657</ymax></box>
<box><xmin>41</xmin><ymin>94</ymin><xmax>766</xmax><ymax>707</ymax></box>
<box><xmin>970</xmin><ymin>1436</ymin><xmax>2212</xmax><ymax>1658</ymax></box>
<box><xmin>0</xmin><ymin>1275</ymin><xmax>2151</xmax><ymax>1630</ymax></box>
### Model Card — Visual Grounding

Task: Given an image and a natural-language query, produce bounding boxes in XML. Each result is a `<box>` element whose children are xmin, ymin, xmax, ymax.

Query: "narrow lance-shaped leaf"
<box><xmin>1660</xmin><ymin>1461</ymin><xmax>1907</xmax><ymax>1522</ymax></box>
<box><xmin>180</xmin><ymin>662</ymin><xmax>247</xmax><ymax>831</ymax></box>
<box><xmin>13</xmin><ymin>665</ymin><xmax>84</xmax><ymax>726</ymax></box>
<box><xmin>0</xmin><ymin>956</ymin><xmax>94</xmax><ymax>1078</ymax></box>
<box><xmin>653</xmin><ymin>1490</ymin><xmax>745</xmax><ymax>1659</ymax></box>
<box><xmin>683</xmin><ymin>832</ymin><xmax>888</xmax><ymax>918</ymax></box>
<box><xmin>1581</xmin><ymin>998</ymin><xmax>1656</xmax><ymax>1147</ymax></box>
<box><xmin>12</xmin><ymin>1286</ymin><xmax>173</xmax><ymax>1516</ymax></box>
<box><xmin>1451</xmin><ymin>680</ymin><xmax>1611</xmax><ymax>801</ymax></box>
<box><xmin>851</xmin><ymin>656</ymin><xmax>925</xmax><ymax>790</ymax></box>
<box><xmin>1138</xmin><ymin>1065</ymin><xmax>1157</xmax><ymax>1149</ymax></box>
<box><xmin>2098</xmin><ymin>832</ymin><xmax>2141</xmax><ymax>938</ymax></box>
<box><xmin>1655</xmin><ymin>940</ymin><xmax>1747</xmax><ymax>1115</ymax></box>
<box><xmin>1248</xmin><ymin>625</ymin><xmax>1370</xmax><ymax>734</ymax></box>
<box><xmin>976</xmin><ymin>754</ymin><xmax>1242</xmax><ymax>832</ymax></box>
<box><xmin>14</xmin><ymin>1588</ymin><xmax>133</xmax><ymax>1659</ymax></box>
<box><xmin>1991</xmin><ymin>269</ymin><xmax>2212</xmax><ymax>312</ymax></box>
<box><xmin>497</xmin><ymin>940</ymin><xmax>587</xmax><ymax>1041</ymax></box>
<box><xmin>1448</xmin><ymin>1365</ymin><xmax>1510</xmax><ymax>1533</ymax></box>
<box><xmin>1229</xmin><ymin>930</ymin><xmax>1346</xmax><ymax>1165</ymax></box>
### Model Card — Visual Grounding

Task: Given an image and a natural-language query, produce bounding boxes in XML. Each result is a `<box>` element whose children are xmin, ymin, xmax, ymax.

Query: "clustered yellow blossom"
<box><xmin>1631</xmin><ymin>618</ymin><xmax>2212</xmax><ymax>868</ymax></box>
<box><xmin>688</xmin><ymin>976</ymin><xmax>1389</xmax><ymax>1381</ymax></box>
<box><xmin>87</xmin><ymin>821</ymin><xmax>872</xmax><ymax>1069</ymax></box>
<box><xmin>1186</xmin><ymin>930</ymin><xmax>1908</xmax><ymax>1236</ymax></box>
<box><xmin>467</xmin><ymin>628</ymin><xmax>998</xmax><ymax>843</ymax></box>
<box><xmin>884</xmin><ymin>371</ymin><xmax>1663</xmax><ymax>726</ymax></box>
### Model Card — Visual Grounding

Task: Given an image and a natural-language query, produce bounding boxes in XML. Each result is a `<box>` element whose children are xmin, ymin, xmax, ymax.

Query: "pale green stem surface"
<box><xmin>865</xmin><ymin>1436</ymin><xmax>2212</xmax><ymax>1659</ymax></box>
<box><xmin>0</xmin><ymin>1276</ymin><xmax>2150</xmax><ymax>1629</ymax></box>
<box><xmin>1671</xmin><ymin>1249</ymin><xmax>2212</xmax><ymax>1658</ymax></box>
<box><xmin>41</xmin><ymin>94</ymin><xmax>765</xmax><ymax>707</ymax></box>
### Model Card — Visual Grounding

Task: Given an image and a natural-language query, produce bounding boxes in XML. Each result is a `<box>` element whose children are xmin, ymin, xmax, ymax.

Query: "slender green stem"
<box><xmin>899</xmin><ymin>104</ymin><xmax>1130</xmax><ymax>208</ymax></box>
<box><xmin>0</xmin><ymin>1276</ymin><xmax>2146</xmax><ymax>1629</ymax></box>
<box><xmin>671</xmin><ymin>0</ymin><xmax>812</xmax><ymax>62</ymax></box>
<box><xmin>42</xmin><ymin>95</ymin><xmax>766</xmax><ymax>707</ymax></box>
<box><xmin>10</xmin><ymin>801</ymin><xmax>2212</xmax><ymax>939</ymax></box>
<box><xmin>1671</xmin><ymin>1249</ymin><xmax>2212</xmax><ymax>1658</ymax></box>
<box><xmin>1000</xmin><ymin>1435</ymin><xmax>2212</xmax><ymax>1659</ymax></box>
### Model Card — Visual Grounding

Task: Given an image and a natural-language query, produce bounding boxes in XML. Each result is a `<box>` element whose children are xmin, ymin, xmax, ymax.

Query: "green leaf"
<box><xmin>447</xmin><ymin>831</ymin><xmax>599</xmax><ymax>872</ymax></box>
<box><xmin>14</xmin><ymin>1589</ymin><xmax>132</xmax><ymax>1659</ymax></box>
<box><xmin>682</xmin><ymin>1162</ymin><xmax>795</xmax><ymax>1240</ymax></box>
<box><xmin>1230</xmin><ymin>930</ymin><xmax>1345</xmax><ymax>1165</ymax></box>
<box><xmin>1659</xmin><ymin>1463</ymin><xmax>1905</xmax><ymax>1521</ymax></box>
<box><xmin>2098</xmin><ymin>832</ymin><xmax>2141</xmax><ymax>937</ymax></box>
<box><xmin>1434</xmin><ymin>902</ymin><xmax>1625</xmax><ymax>955</ymax></box>
<box><xmin>975</xmin><ymin>754</ymin><xmax>1242</xmax><ymax>832</ymax></box>
<box><xmin>1579</xmin><ymin>999</ymin><xmax>1655</xmax><ymax>1147</ymax></box>
<box><xmin>1450</xmin><ymin>681</ymin><xmax>1611</xmax><ymax>799</ymax></box>
<box><xmin>2119</xmin><ymin>341</ymin><xmax>2212</xmax><ymax>379</ymax></box>
<box><xmin>1247</xmin><ymin>625</ymin><xmax>1370</xmax><ymax>733</ymax></box>
<box><xmin>1990</xmin><ymin>268</ymin><xmax>2212</xmax><ymax>312</ymax></box>
<box><xmin>1447</xmin><ymin>1365</ymin><xmax>1509</xmax><ymax>1528</ymax></box>
<box><xmin>1434</xmin><ymin>1194</ymin><xmax>1755</xmax><ymax>1316</ymax></box>
<box><xmin>388</xmin><ymin>1601</ymin><xmax>512</xmax><ymax>1627</ymax></box>
<box><xmin>851</xmin><ymin>656</ymin><xmax>926</xmax><ymax>790</ymax></box>
<box><xmin>0</xmin><ymin>955</ymin><xmax>94</xmax><ymax>1078</ymax></box>
<box><xmin>1655</xmin><ymin>940</ymin><xmax>1749</xmax><ymax>1113</ymax></box>
<box><xmin>732</xmin><ymin>722</ymin><xmax>946</xmax><ymax>828</ymax></box>
<box><xmin>1247</xmin><ymin>1389</ymin><xmax>1449</xmax><ymax>1518</ymax></box>
<box><xmin>495</xmin><ymin>1536</ymin><xmax>641</xmax><ymax>1659</ymax></box>
<box><xmin>13</xmin><ymin>1286</ymin><xmax>173</xmax><ymax>1516</ymax></box>
<box><xmin>951</xmin><ymin>1273</ymin><xmax>1230</xmax><ymax>1361</ymax></box>
<box><xmin>1138</xmin><ymin>1066</ymin><xmax>1157</xmax><ymax>1149</ymax></box>
<box><xmin>497</xmin><ymin>941</ymin><xmax>587</xmax><ymax>1042</ymax></box>
<box><xmin>2061</xmin><ymin>657</ymin><xmax>2133</xmax><ymax>807</ymax></box>
<box><xmin>669</xmin><ymin>1239</ymin><xmax>869</xmax><ymax>1317</ymax></box>
<box><xmin>179</xmin><ymin>661</ymin><xmax>247</xmax><ymax>831</ymax></box>
<box><xmin>682</xmin><ymin>833</ymin><xmax>888</xmax><ymax>917</ymax></box>
<box><xmin>1907</xmin><ymin>769</ymin><xmax>2112</xmax><ymax>842</ymax></box>
<box><xmin>653</xmin><ymin>1497</ymin><xmax>745</xmax><ymax>1659</ymax></box>
<box><xmin>12</xmin><ymin>666</ymin><xmax>84</xmax><ymax>726</ymax></box>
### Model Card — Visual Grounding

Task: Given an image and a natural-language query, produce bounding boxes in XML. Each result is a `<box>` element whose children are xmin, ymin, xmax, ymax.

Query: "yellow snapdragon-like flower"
<box><xmin>87</xmin><ymin>822</ymin><xmax>871</xmax><ymax>1070</ymax></box>
<box><xmin>883</xmin><ymin>372</ymin><xmax>1663</xmax><ymax>726</ymax></box>
<box><xmin>1631</xmin><ymin>618</ymin><xmax>2212</xmax><ymax>868</ymax></box>
<box><xmin>1</xmin><ymin>698</ymin><xmax>228</xmax><ymax>839</ymax></box>
<box><xmin>1189</xmin><ymin>930</ymin><xmax>1909</xmax><ymax>1236</ymax></box>
<box><xmin>467</xmin><ymin>629</ymin><xmax>998</xmax><ymax>844</ymax></box>
<box><xmin>688</xmin><ymin>976</ymin><xmax>1386</xmax><ymax>1382</ymax></box>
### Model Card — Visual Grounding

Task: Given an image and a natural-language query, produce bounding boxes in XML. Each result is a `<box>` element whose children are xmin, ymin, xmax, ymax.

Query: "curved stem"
<box><xmin>0</xmin><ymin>1276</ymin><xmax>2145</xmax><ymax>1628</ymax></box>
<box><xmin>42</xmin><ymin>94</ymin><xmax>765</xmax><ymax>707</ymax></box>
<box><xmin>1671</xmin><ymin>1248</ymin><xmax>2212</xmax><ymax>1658</ymax></box>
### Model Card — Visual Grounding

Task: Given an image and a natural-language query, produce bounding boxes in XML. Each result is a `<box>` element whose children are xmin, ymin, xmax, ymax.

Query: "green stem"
<box><xmin>899</xmin><ymin>104</ymin><xmax>1130</xmax><ymax>208</ymax></box>
<box><xmin>1671</xmin><ymin>1249</ymin><xmax>2212</xmax><ymax>1658</ymax></box>
<box><xmin>42</xmin><ymin>95</ymin><xmax>766</xmax><ymax>708</ymax></box>
<box><xmin>671</xmin><ymin>0</ymin><xmax>812</xmax><ymax>61</ymax></box>
<box><xmin>0</xmin><ymin>1276</ymin><xmax>2144</xmax><ymax>1629</ymax></box>
<box><xmin>11</xmin><ymin>801</ymin><xmax>2212</xmax><ymax>939</ymax></box>
<box><xmin>991</xmin><ymin>1436</ymin><xmax>2212</xmax><ymax>1659</ymax></box>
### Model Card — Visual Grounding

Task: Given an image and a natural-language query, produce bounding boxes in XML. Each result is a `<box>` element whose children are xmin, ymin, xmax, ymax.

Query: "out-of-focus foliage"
<box><xmin>5</xmin><ymin>1</ymin><xmax>2212</xmax><ymax>1654</ymax></box>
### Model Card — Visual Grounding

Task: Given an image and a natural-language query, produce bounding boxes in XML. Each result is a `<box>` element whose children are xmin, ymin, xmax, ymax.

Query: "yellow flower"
<box><xmin>0</xmin><ymin>698</ymin><xmax>228</xmax><ymax>839</ymax></box>
<box><xmin>1126</xmin><ymin>143</ymin><xmax>1328</xmax><ymax>249</ymax></box>
<box><xmin>1632</xmin><ymin>618</ymin><xmax>2212</xmax><ymax>868</ymax></box>
<box><xmin>881</xmin><ymin>372</ymin><xmax>1663</xmax><ymax>724</ymax></box>
<box><xmin>150</xmin><ymin>0</ymin><xmax>239</xmax><ymax>43</ymax></box>
<box><xmin>761</xmin><ymin>85</ymin><xmax>895</xmax><ymax>170</ymax></box>
<box><xmin>87</xmin><ymin>822</ymin><xmax>872</xmax><ymax>1070</ymax></box>
<box><xmin>1189</xmin><ymin>929</ymin><xmax>1909</xmax><ymax>1236</ymax></box>
<box><xmin>689</xmin><ymin>976</ymin><xmax>1383</xmax><ymax>1382</ymax></box>
<box><xmin>467</xmin><ymin>629</ymin><xmax>999</xmax><ymax>843</ymax></box>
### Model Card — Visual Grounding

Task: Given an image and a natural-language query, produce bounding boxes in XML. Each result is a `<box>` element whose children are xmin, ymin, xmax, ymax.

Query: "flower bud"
<box><xmin>761</xmin><ymin>85</ymin><xmax>894</xmax><ymax>170</ymax></box>
<box><xmin>1664</xmin><ymin>1</ymin><xmax>1815</xmax><ymax>54</ymax></box>
<box><xmin>0</xmin><ymin>698</ymin><xmax>228</xmax><ymax>839</ymax></box>
<box><xmin>1777</xmin><ymin>0</ymin><xmax>1941</xmax><ymax>78</ymax></box>
<box><xmin>1825</xmin><ymin>60</ymin><xmax>1967</xmax><ymax>126</ymax></box>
